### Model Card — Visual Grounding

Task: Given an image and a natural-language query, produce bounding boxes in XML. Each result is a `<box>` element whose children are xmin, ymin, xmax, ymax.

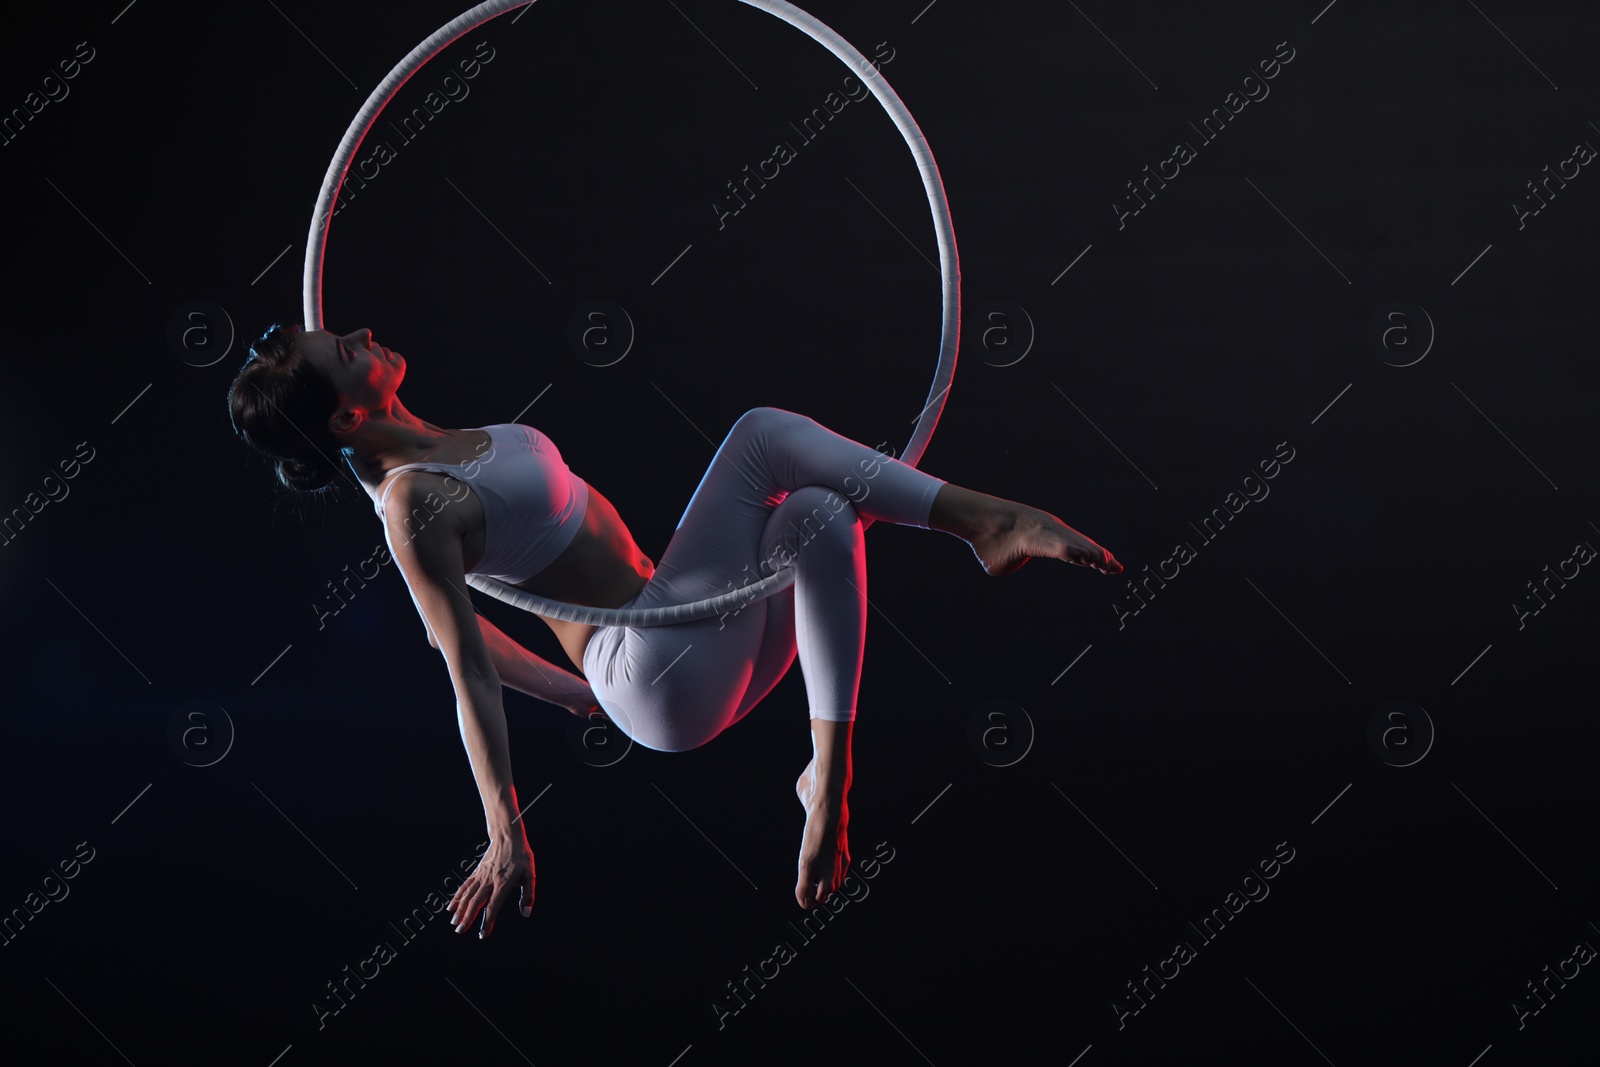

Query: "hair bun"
<box><xmin>230</xmin><ymin>322</ymin><xmax>349</xmax><ymax>497</ymax></box>
<box><xmin>276</xmin><ymin>454</ymin><xmax>341</xmax><ymax>493</ymax></box>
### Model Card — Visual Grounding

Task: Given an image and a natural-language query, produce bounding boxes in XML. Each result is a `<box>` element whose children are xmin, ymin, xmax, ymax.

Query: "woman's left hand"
<box><xmin>449</xmin><ymin>829</ymin><xmax>537</xmax><ymax>938</ymax></box>
<box><xmin>572</xmin><ymin>700</ymin><xmax>612</xmax><ymax>723</ymax></box>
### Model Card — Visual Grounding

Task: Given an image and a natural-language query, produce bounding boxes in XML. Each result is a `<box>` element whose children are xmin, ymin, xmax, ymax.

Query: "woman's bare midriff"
<box><xmin>503</xmin><ymin>478</ymin><xmax>655</xmax><ymax>673</ymax></box>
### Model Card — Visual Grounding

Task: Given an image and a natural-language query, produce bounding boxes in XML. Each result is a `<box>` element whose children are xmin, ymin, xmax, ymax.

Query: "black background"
<box><xmin>1</xmin><ymin>1</ymin><xmax>1596</xmax><ymax>1064</ymax></box>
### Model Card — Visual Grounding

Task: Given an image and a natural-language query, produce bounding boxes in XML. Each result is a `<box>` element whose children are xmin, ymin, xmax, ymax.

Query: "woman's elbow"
<box><xmin>451</xmin><ymin>655</ymin><xmax>501</xmax><ymax>690</ymax></box>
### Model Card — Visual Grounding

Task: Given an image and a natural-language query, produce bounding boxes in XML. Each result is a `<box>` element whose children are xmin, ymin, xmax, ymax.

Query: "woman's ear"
<box><xmin>329</xmin><ymin>405</ymin><xmax>363</xmax><ymax>435</ymax></box>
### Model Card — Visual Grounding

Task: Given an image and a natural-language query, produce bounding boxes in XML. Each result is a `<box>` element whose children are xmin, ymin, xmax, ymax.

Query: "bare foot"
<box><xmin>796</xmin><ymin>788</ymin><xmax>849</xmax><ymax>909</ymax></box>
<box><xmin>968</xmin><ymin>500</ymin><xmax>1122</xmax><ymax>577</ymax></box>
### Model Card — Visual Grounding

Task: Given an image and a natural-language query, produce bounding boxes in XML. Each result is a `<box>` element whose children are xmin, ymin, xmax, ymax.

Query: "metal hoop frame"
<box><xmin>303</xmin><ymin>0</ymin><xmax>960</xmax><ymax>626</ymax></box>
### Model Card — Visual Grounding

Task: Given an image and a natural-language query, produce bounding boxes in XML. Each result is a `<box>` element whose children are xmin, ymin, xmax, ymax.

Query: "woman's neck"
<box><xmin>342</xmin><ymin>402</ymin><xmax>462</xmax><ymax>487</ymax></box>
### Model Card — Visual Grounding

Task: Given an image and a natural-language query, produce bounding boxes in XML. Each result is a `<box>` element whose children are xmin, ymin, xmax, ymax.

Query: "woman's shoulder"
<box><xmin>487</xmin><ymin>422</ymin><xmax>542</xmax><ymax>443</ymax></box>
<box><xmin>376</xmin><ymin>464</ymin><xmax>477</xmax><ymax>521</ymax></box>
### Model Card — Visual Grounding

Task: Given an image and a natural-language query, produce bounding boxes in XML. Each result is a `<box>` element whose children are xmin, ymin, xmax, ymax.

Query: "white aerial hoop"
<box><xmin>303</xmin><ymin>0</ymin><xmax>960</xmax><ymax>626</ymax></box>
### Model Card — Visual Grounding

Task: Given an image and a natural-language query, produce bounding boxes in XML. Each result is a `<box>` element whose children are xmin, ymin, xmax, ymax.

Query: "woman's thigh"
<box><xmin>641</xmin><ymin>408</ymin><xmax>799</xmax><ymax>608</ymax></box>
<box><xmin>583</xmin><ymin>408</ymin><xmax>887</xmax><ymax>749</ymax></box>
<box><xmin>584</xmin><ymin>587</ymin><xmax>786</xmax><ymax>751</ymax></box>
<box><xmin>582</xmin><ymin>421</ymin><xmax>814</xmax><ymax>747</ymax></box>
<box><xmin>640</xmin><ymin>404</ymin><xmax>932</xmax><ymax>607</ymax></box>
<box><xmin>728</xmin><ymin>584</ymin><xmax>797</xmax><ymax>727</ymax></box>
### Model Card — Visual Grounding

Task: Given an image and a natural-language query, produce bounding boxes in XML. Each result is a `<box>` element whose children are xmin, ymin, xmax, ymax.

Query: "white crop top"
<box><xmin>372</xmin><ymin>423</ymin><xmax>588</xmax><ymax>584</ymax></box>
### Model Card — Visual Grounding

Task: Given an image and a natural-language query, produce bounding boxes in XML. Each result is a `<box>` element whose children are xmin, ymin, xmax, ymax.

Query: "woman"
<box><xmin>228</xmin><ymin>324</ymin><xmax>1122</xmax><ymax>936</ymax></box>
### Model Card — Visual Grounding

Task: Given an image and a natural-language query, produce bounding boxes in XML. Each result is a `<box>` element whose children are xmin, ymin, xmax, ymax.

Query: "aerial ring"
<box><xmin>303</xmin><ymin>0</ymin><xmax>960</xmax><ymax>626</ymax></box>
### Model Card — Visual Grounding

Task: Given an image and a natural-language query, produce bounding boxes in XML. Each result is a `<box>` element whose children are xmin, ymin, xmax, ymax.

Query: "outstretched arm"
<box><xmin>385</xmin><ymin>474</ymin><xmax>537</xmax><ymax>937</ymax></box>
<box><xmin>475</xmin><ymin>613</ymin><xmax>601</xmax><ymax>716</ymax></box>
<box><xmin>421</xmin><ymin>609</ymin><xmax>599</xmax><ymax>716</ymax></box>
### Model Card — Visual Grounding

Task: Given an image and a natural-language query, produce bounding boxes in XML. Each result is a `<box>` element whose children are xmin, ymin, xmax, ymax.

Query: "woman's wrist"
<box><xmin>486</xmin><ymin>818</ymin><xmax>532</xmax><ymax>851</ymax></box>
<box><xmin>482</xmin><ymin>785</ymin><xmax>528</xmax><ymax>841</ymax></box>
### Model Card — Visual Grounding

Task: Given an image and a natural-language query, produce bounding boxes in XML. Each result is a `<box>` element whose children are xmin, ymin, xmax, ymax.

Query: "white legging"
<box><xmin>581</xmin><ymin>407</ymin><xmax>948</xmax><ymax>752</ymax></box>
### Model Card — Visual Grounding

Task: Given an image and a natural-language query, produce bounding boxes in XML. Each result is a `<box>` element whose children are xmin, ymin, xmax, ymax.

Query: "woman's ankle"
<box><xmin>928</xmin><ymin>484</ymin><xmax>1011</xmax><ymax>541</ymax></box>
<box><xmin>927</xmin><ymin>484</ymin><xmax>981</xmax><ymax>538</ymax></box>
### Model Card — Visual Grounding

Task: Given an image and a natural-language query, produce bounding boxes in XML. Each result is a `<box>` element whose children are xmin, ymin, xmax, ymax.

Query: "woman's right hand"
<box><xmin>449</xmin><ymin>830</ymin><xmax>537</xmax><ymax>938</ymax></box>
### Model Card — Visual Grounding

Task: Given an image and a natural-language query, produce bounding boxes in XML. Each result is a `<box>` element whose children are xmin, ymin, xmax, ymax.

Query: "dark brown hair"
<box><xmin>227</xmin><ymin>323</ymin><xmax>347</xmax><ymax>493</ymax></box>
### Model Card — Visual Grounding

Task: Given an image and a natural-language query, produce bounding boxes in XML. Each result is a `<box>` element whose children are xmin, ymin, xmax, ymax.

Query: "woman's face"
<box><xmin>301</xmin><ymin>327</ymin><xmax>406</xmax><ymax>430</ymax></box>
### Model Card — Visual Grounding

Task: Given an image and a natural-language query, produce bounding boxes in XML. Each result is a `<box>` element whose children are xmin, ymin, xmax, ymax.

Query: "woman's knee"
<box><xmin>811</xmin><ymin>487</ymin><xmax>861</xmax><ymax>540</ymax></box>
<box><xmin>765</xmin><ymin>484</ymin><xmax>860</xmax><ymax>567</ymax></box>
<box><xmin>731</xmin><ymin>405</ymin><xmax>803</xmax><ymax>441</ymax></box>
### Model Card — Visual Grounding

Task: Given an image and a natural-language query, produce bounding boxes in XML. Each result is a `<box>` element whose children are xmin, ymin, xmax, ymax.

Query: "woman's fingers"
<box><xmin>480</xmin><ymin>872</ymin><xmax>537</xmax><ymax>936</ymax></box>
<box><xmin>454</xmin><ymin>881</ymin><xmax>492</xmax><ymax>934</ymax></box>
<box><xmin>450</xmin><ymin>887</ymin><xmax>474</xmax><ymax>931</ymax></box>
<box><xmin>481</xmin><ymin>879</ymin><xmax>517</xmax><ymax>938</ymax></box>
<box><xmin>444</xmin><ymin>853</ymin><xmax>536</xmax><ymax>937</ymax></box>
<box><xmin>449</xmin><ymin>874</ymin><xmax>481</xmax><ymax>926</ymax></box>
<box><xmin>448</xmin><ymin>880</ymin><xmax>470</xmax><ymax>926</ymax></box>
